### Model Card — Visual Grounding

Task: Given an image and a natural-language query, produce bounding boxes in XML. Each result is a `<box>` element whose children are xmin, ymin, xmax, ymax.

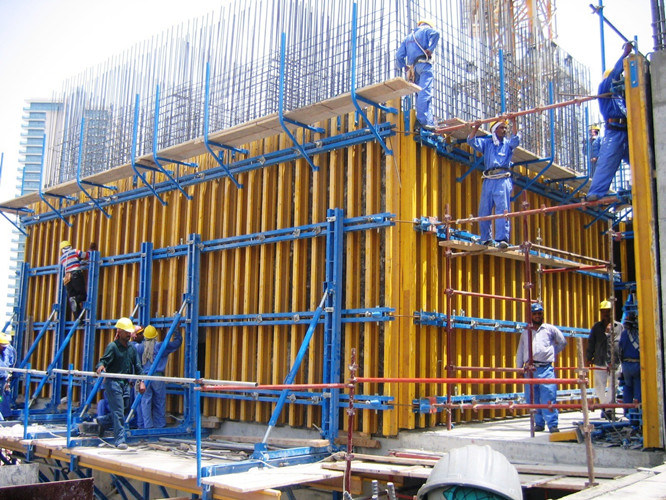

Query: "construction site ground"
<box><xmin>1</xmin><ymin>410</ymin><xmax>664</xmax><ymax>499</ymax></box>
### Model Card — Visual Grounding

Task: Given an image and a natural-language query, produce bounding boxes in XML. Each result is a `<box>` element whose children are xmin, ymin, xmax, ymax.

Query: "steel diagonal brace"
<box><xmin>18</xmin><ymin>307</ymin><xmax>58</xmax><ymax>369</ymax></box>
<box><xmin>152</xmin><ymin>85</ymin><xmax>196</xmax><ymax>200</ymax></box>
<box><xmin>278</xmin><ymin>33</ymin><xmax>324</xmax><ymax>171</ymax></box>
<box><xmin>203</xmin><ymin>61</ymin><xmax>244</xmax><ymax>188</ymax></box>
<box><xmin>350</xmin><ymin>3</ymin><xmax>394</xmax><ymax>156</ymax></box>
<box><xmin>254</xmin><ymin>290</ymin><xmax>329</xmax><ymax>454</ymax></box>
<box><xmin>130</xmin><ymin>94</ymin><xmax>167</xmax><ymax>206</ymax></box>
<box><xmin>28</xmin><ymin>308</ymin><xmax>86</xmax><ymax>407</ymax></box>
<box><xmin>125</xmin><ymin>297</ymin><xmax>190</xmax><ymax>424</ymax></box>
<box><xmin>0</xmin><ymin>206</ymin><xmax>33</xmax><ymax>236</ymax></box>
<box><xmin>75</xmin><ymin>118</ymin><xmax>116</xmax><ymax>219</ymax></box>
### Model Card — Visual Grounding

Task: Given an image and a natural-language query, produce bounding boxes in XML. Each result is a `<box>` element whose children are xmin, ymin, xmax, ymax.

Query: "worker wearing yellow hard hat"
<box><xmin>134</xmin><ymin>324</ymin><xmax>183</xmax><ymax>429</ymax></box>
<box><xmin>396</xmin><ymin>17</ymin><xmax>441</xmax><ymax>131</ymax></box>
<box><xmin>586</xmin><ymin>299</ymin><xmax>622</xmax><ymax>420</ymax></box>
<box><xmin>0</xmin><ymin>330</ymin><xmax>16</xmax><ymax>419</ymax></box>
<box><xmin>95</xmin><ymin>317</ymin><xmax>146</xmax><ymax>449</ymax></box>
<box><xmin>585</xmin><ymin>41</ymin><xmax>634</xmax><ymax>202</ymax></box>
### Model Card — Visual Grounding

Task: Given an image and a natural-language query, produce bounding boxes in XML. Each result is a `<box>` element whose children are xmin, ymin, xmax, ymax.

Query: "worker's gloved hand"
<box><xmin>89</xmin><ymin>242</ymin><xmax>97</xmax><ymax>251</ymax></box>
<box><xmin>622</xmin><ymin>41</ymin><xmax>633</xmax><ymax>57</ymax></box>
<box><xmin>96</xmin><ymin>365</ymin><xmax>105</xmax><ymax>375</ymax></box>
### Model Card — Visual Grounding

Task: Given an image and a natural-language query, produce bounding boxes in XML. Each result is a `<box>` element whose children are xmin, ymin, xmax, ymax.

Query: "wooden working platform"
<box><xmin>438</xmin><ymin>239</ymin><xmax>583</xmax><ymax>268</ymax></box>
<box><xmin>0</xmin><ymin>78</ymin><xmax>419</xmax><ymax>212</ymax></box>
<box><xmin>443</xmin><ymin>117</ymin><xmax>589</xmax><ymax>191</ymax></box>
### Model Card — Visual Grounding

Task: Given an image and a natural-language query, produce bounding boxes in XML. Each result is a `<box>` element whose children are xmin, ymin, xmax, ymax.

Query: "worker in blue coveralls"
<box><xmin>0</xmin><ymin>333</ymin><xmax>17</xmax><ymax>420</ymax></box>
<box><xmin>96</xmin><ymin>318</ymin><xmax>146</xmax><ymax>449</ymax></box>
<box><xmin>135</xmin><ymin>325</ymin><xmax>182</xmax><ymax>428</ymax></box>
<box><xmin>516</xmin><ymin>303</ymin><xmax>567</xmax><ymax>433</ymax></box>
<box><xmin>619</xmin><ymin>312</ymin><xmax>641</xmax><ymax>413</ymax></box>
<box><xmin>584</xmin><ymin>125</ymin><xmax>601</xmax><ymax>176</ymax></box>
<box><xmin>396</xmin><ymin>19</ymin><xmax>440</xmax><ymax>131</ymax></box>
<box><xmin>586</xmin><ymin>42</ymin><xmax>634</xmax><ymax>201</ymax></box>
<box><xmin>467</xmin><ymin>117</ymin><xmax>520</xmax><ymax>248</ymax></box>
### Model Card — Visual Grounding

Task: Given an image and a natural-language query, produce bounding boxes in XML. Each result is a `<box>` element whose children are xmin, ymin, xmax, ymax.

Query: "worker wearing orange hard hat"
<box><xmin>586</xmin><ymin>42</ymin><xmax>634</xmax><ymax>201</ymax></box>
<box><xmin>396</xmin><ymin>18</ymin><xmax>440</xmax><ymax>131</ymax></box>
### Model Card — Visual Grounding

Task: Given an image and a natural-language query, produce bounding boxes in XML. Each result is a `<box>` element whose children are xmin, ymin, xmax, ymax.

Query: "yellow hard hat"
<box><xmin>115</xmin><ymin>317</ymin><xmax>135</xmax><ymax>333</ymax></box>
<box><xmin>60</xmin><ymin>240</ymin><xmax>72</xmax><ymax>251</ymax></box>
<box><xmin>143</xmin><ymin>325</ymin><xmax>158</xmax><ymax>340</ymax></box>
<box><xmin>0</xmin><ymin>333</ymin><xmax>10</xmax><ymax>345</ymax></box>
<box><xmin>599</xmin><ymin>300</ymin><xmax>612</xmax><ymax>309</ymax></box>
<box><xmin>418</xmin><ymin>19</ymin><xmax>435</xmax><ymax>29</ymax></box>
<box><xmin>603</xmin><ymin>68</ymin><xmax>612</xmax><ymax>79</ymax></box>
<box><xmin>589</xmin><ymin>125</ymin><xmax>600</xmax><ymax>131</ymax></box>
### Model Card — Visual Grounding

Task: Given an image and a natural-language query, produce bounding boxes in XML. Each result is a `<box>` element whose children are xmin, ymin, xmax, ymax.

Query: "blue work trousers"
<box><xmin>524</xmin><ymin>364</ymin><xmax>558</xmax><ymax>429</ymax></box>
<box><xmin>414</xmin><ymin>63</ymin><xmax>434</xmax><ymax>127</ymax></box>
<box><xmin>141</xmin><ymin>380</ymin><xmax>167</xmax><ymax>428</ymax></box>
<box><xmin>98</xmin><ymin>379</ymin><xmax>130</xmax><ymax>446</ymax></box>
<box><xmin>621</xmin><ymin>361</ymin><xmax>641</xmax><ymax>407</ymax></box>
<box><xmin>587</xmin><ymin>128</ymin><xmax>629</xmax><ymax>197</ymax></box>
<box><xmin>0</xmin><ymin>384</ymin><xmax>10</xmax><ymax>420</ymax></box>
<box><xmin>479</xmin><ymin>177</ymin><xmax>512</xmax><ymax>243</ymax></box>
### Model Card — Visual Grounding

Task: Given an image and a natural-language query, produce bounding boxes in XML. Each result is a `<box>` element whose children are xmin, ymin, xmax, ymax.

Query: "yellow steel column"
<box><xmin>624</xmin><ymin>54</ymin><xmax>664</xmax><ymax>448</ymax></box>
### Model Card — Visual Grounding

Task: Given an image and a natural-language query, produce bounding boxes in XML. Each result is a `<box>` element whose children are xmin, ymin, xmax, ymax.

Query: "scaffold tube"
<box><xmin>428</xmin><ymin>402</ymin><xmax>638</xmax><ymax>411</ymax></box>
<box><xmin>540</xmin><ymin>265</ymin><xmax>607</xmax><ymax>274</ymax></box>
<box><xmin>448</xmin><ymin>289</ymin><xmax>530</xmax><ymax>303</ymax></box>
<box><xmin>356</xmin><ymin>377</ymin><xmax>580</xmax><ymax>385</ymax></box>
<box><xmin>198</xmin><ymin>382</ymin><xmax>348</xmax><ymax>392</ymax></box>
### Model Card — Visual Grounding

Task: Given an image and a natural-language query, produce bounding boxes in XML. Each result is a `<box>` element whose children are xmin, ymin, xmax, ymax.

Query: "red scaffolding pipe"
<box><xmin>448</xmin><ymin>288</ymin><xmax>531</xmax><ymax>303</ymax></box>
<box><xmin>356</xmin><ymin>377</ymin><xmax>581</xmax><ymax>385</ymax></box>
<box><xmin>434</xmin><ymin>93</ymin><xmax>611</xmax><ymax>134</ymax></box>
<box><xmin>198</xmin><ymin>382</ymin><xmax>348</xmax><ymax>392</ymax></box>
<box><xmin>540</xmin><ymin>264</ymin><xmax>607</xmax><ymax>274</ymax></box>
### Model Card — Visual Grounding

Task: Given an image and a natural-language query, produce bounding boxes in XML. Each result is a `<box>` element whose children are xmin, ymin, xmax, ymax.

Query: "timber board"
<box><xmin>438</xmin><ymin>239</ymin><xmax>581</xmax><ymax>268</ymax></box>
<box><xmin>0</xmin><ymin>78</ymin><xmax>419</xmax><ymax>212</ymax></box>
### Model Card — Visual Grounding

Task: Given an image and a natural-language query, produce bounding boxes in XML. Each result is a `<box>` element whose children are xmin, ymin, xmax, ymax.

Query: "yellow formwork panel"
<box><xmin>625</xmin><ymin>55</ymin><xmax>664</xmax><ymax>448</ymax></box>
<box><xmin>21</xmin><ymin>97</ymin><xmax>611</xmax><ymax>436</ymax></box>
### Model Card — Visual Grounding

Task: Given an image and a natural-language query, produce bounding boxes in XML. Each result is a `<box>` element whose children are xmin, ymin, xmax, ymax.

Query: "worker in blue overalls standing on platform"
<box><xmin>467</xmin><ymin>117</ymin><xmax>520</xmax><ymax>248</ymax></box>
<box><xmin>396</xmin><ymin>19</ymin><xmax>440</xmax><ymax>132</ymax></box>
<box><xmin>586</xmin><ymin>42</ymin><xmax>634</xmax><ymax>201</ymax></box>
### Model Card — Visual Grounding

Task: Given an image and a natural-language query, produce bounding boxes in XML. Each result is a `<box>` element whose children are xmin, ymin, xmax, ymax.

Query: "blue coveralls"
<box><xmin>96</xmin><ymin>340</ymin><xmax>144</xmax><ymax>447</ymax></box>
<box><xmin>467</xmin><ymin>133</ymin><xmax>520</xmax><ymax>243</ymax></box>
<box><xmin>587</xmin><ymin>54</ymin><xmax>630</xmax><ymax>198</ymax></box>
<box><xmin>0</xmin><ymin>344</ymin><xmax>16</xmax><ymax>420</ymax></box>
<box><xmin>516</xmin><ymin>323</ymin><xmax>567</xmax><ymax>430</ymax></box>
<box><xmin>135</xmin><ymin>330</ymin><xmax>183</xmax><ymax>428</ymax></box>
<box><xmin>619</xmin><ymin>325</ymin><xmax>641</xmax><ymax>409</ymax></box>
<box><xmin>396</xmin><ymin>24</ymin><xmax>440</xmax><ymax>127</ymax></box>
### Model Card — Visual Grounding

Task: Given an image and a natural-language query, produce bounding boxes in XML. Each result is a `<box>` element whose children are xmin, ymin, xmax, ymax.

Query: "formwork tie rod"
<box><xmin>434</xmin><ymin>93</ymin><xmax>611</xmax><ymax>134</ymax></box>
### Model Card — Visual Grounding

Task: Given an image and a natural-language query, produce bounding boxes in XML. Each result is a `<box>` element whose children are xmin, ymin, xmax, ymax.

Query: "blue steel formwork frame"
<box><xmin>9</xmin><ymin>213</ymin><xmax>395</xmax><ymax>447</ymax></box>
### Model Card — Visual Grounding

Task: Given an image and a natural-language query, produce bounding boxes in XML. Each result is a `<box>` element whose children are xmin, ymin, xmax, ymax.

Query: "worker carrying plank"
<box><xmin>396</xmin><ymin>19</ymin><xmax>440</xmax><ymax>132</ymax></box>
<box><xmin>59</xmin><ymin>240</ymin><xmax>96</xmax><ymax>319</ymax></box>
<box><xmin>467</xmin><ymin>117</ymin><xmax>520</xmax><ymax>248</ymax></box>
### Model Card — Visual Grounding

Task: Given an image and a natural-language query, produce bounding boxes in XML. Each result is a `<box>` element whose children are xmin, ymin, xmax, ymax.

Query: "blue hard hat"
<box><xmin>531</xmin><ymin>303</ymin><xmax>544</xmax><ymax>313</ymax></box>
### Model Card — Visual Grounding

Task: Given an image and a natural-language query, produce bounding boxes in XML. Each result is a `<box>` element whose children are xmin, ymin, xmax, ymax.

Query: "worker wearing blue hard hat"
<box><xmin>396</xmin><ymin>19</ymin><xmax>440</xmax><ymax>131</ymax></box>
<box><xmin>516</xmin><ymin>302</ymin><xmax>567</xmax><ymax>433</ymax></box>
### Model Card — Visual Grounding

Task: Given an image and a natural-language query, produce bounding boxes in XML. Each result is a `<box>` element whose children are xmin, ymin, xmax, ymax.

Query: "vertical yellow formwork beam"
<box><xmin>625</xmin><ymin>55</ymin><xmax>664</xmax><ymax>448</ymax></box>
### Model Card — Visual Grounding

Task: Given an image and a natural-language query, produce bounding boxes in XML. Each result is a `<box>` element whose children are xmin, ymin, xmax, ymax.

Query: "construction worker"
<box><xmin>95</xmin><ymin>318</ymin><xmax>145</xmax><ymax>449</ymax></box>
<box><xmin>467</xmin><ymin>117</ymin><xmax>520</xmax><ymax>248</ymax></box>
<box><xmin>396</xmin><ymin>19</ymin><xmax>440</xmax><ymax>131</ymax></box>
<box><xmin>619</xmin><ymin>312</ymin><xmax>641</xmax><ymax>412</ymax></box>
<box><xmin>59</xmin><ymin>240</ymin><xmax>97</xmax><ymax>318</ymax></box>
<box><xmin>585</xmin><ymin>125</ymin><xmax>601</xmax><ymax>175</ymax></box>
<box><xmin>586</xmin><ymin>42</ymin><xmax>634</xmax><ymax>201</ymax></box>
<box><xmin>0</xmin><ymin>333</ymin><xmax>16</xmax><ymax>420</ymax></box>
<box><xmin>516</xmin><ymin>303</ymin><xmax>567</xmax><ymax>433</ymax></box>
<box><xmin>135</xmin><ymin>325</ymin><xmax>183</xmax><ymax>428</ymax></box>
<box><xmin>586</xmin><ymin>300</ymin><xmax>622</xmax><ymax>419</ymax></box>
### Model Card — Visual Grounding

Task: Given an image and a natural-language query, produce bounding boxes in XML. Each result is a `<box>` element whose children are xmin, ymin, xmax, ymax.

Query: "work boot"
<box><xmin>534</xmin><ymin>425</ymin><xmax>545</xmax><ymax>432</ymax></box>
<box><xmin>497</xmin><ymin>240</ymin><xmax>509</xmax><ymax>250</ymax></box>
<box><xmin>482</xmin><ymin>240</ymin><xmax>496</xmax><ymax>247</ymax></box>
<box><xmin>78</xmin><ymin>422</ymin><xmax>101</xmax><ymax>436</ymax></box>
<box><xmin>549</xmin><ymin>427</ymin><xmax>559</xmax><ymax>433</ymax></box>
<box><xmin>116</xmin><ymin>443</ymin><xmax>128</xmax><ymax>450</ymax></box>
<box><xmin>585</xmin><ymin>194</ymin><xmax>599</xmax><ymax>202</ymax></box>
<box><xmin>69</xmin><ymin>297</ymin><xmax>77</xmax><ymax>312</ymax></box>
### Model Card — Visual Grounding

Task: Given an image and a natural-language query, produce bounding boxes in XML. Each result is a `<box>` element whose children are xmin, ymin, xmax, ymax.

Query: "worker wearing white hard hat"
<box><xmin>396</xmin><ymin>18</ymin><xmax>441</xmax><ymax>131</ymax></box>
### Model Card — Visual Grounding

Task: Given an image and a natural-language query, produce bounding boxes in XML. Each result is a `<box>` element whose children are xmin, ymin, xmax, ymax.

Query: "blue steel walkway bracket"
<box><xmin>279</xmin><ymin>33</ymin><xmax>323</xmax><ymax>172</ymax></box>
<box><xmin>204</xmin><ymin>62</ymin><xmax>244</xmax><ymax>189</ymax></box>
<box><xmin>131</xmin><ymin>94</ymin><xmax>168</xmax><ymax>206</ymax></box>
<box><xmin>350</xmin><ymin>3</ymin><xmax>393</xmax><ymax>156</ymax></box>
<box><xmin>151</xmin><ymin>85</ymin><xmax>196</xmax><ymax>201</ymax></box>
<box><xmin>37</xmin><ymin>135</ymin><xmax>74</xmax><ymax>227</ymax></box>
<box><xmin>75</xmin><ymin>118</ymin><xmax>116</xmax><ymax>219</ymax></box>
<box><xmin>0</xmin><ymin>206</ymin><xmax>33</xmax><ymax>236</ymax></box>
